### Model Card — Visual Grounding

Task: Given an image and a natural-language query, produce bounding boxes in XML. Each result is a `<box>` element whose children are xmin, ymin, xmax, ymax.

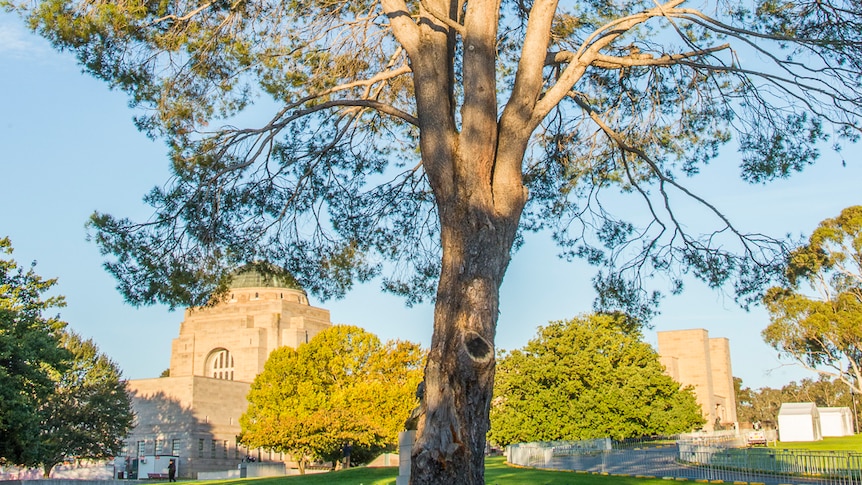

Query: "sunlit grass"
<box><xmin>188</xmin><ymin>467</ymin><xmax>395</xmax><ymax>485</ymax></box>
<box><xmin>772</xmin><ymin>433</ymin><xmax>862</xmax><ymax>451</ymax></box>
<box><xmin>484</xmin><ymin>456</ymin><xmax>671</xmax><ymax>484</ymax></box>
<box><xmin>176</xmin><ymin>435</ymin><xmax>862</xmax><ymax>485</ymax></box>
<box><xmin>182</xmin><ymin>456</ymin><xmax>674</xmax><ymax>485</ymax></box>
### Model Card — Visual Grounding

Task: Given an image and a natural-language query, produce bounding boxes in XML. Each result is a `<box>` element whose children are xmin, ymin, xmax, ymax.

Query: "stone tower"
<box><xmin>658</xmin><ymin>329</ymin><xmax>737</xmax><ymax>431</ymax></box>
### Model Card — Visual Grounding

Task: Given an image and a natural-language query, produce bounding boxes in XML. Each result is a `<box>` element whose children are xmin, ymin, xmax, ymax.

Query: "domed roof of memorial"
<box><xmin>229</xmin><ymin>264</ymin><xmax>304</xmax><ymax>291</ymax></box>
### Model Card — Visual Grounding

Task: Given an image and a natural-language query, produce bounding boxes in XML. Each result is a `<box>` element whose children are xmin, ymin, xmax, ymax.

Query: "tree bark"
<box><xmin>393</xmin><ymin>1</ymin><xmax>530</xmax><ymax>482</ymax></box>
<box><xmin>410</xmin><ymin>198</ymin><xmax>521</xmax><ymax>485</ymax></box>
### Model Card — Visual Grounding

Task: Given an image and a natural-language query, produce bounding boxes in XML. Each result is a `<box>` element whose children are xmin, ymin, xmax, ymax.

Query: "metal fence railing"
<box><xmin>679</xmin><ymin>446</ymin><xmax>862</xmax><ymax>485</ymax></box>
<box><xmin>505</xmin><ymin>435</ymin><xmax>862</xmax><ymax>485</ymax></box>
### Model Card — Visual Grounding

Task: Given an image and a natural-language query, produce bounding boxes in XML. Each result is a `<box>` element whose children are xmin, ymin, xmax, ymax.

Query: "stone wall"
<box><xmin>124</xmin><ymin>377</ymin><xmax>254</xmax><ymax>478</ymax></box>
<box><xmin>122</xmin><ymin>278</ymin><xmax>334</xmax><ymax>479</ymax></box>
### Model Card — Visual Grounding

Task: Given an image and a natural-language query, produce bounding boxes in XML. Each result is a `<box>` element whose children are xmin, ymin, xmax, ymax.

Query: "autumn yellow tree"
<box><xmin>239</xmin><ymin>325</ymin><xmax>423</xmax><ymax>473</ymax></box>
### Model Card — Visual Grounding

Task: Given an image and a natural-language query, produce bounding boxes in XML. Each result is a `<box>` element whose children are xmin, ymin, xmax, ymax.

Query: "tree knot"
<box><xmin>463</xmin><ymin>331</ymin><xmax>493</xmax><ymax>363</ymax></box>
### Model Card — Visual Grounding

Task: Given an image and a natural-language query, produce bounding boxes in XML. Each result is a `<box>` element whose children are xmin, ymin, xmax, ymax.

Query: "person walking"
<box><xmin>341</xmin><ymin>442</ymin><xmax>352</xmax><ymax>469</ymax></box>
<box><xmin>167</xmin><ymin>460</ymin><xmax>176</xmax><ymax>482</ymax></box>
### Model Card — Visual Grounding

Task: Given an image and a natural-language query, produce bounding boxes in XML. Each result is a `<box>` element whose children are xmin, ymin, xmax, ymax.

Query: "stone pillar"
<box><xmin>396</xmin><ymin>431</ymin><xmax>415</xmax><ymax>485</ymax></box>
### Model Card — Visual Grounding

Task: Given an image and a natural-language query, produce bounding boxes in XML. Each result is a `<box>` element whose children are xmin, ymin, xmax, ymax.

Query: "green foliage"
<box><xmin>762</xmin><ymin>206</ymin><xmax>862</xmax><ymax>394</ymax></box>
<box><xmin>0</xmin><ymin>239</ymin><xmax>134</xmax><ymax>474</ymax></box>
<box><xmin>5</xmin><ymin>0</ymin><xmax>857</xmax><ymax>315</ymax></box>
<box><xmin>489</xmin><ymin>314</ymin><xmax>704</xmax><ymax>446</ymax></box>
<box><xmin>240</xmin><ymin>325</ymin><xmax>423</xmax><ymax>472</ymax></box>
<box><xmin>10</xmin><ymin>0</ymin><xmax>862</xmax><ymax>479</ymax></box>
<box><xmin>781</xmin><ymin>374</ymin><xmax>858</xmax><ymax>409</ymax></box>
<box><xmin>39</xmin><ymin>331</ymin><xmax>135</xmax><ymax>476</ymax></box>
<box><xmin>736</xmin><ymin>375</ymin><xmax>860</xmax><ymax>430</ymax></box>
<box><xmin>0</xmin><ymin>237</ymin><xmax>69</xmax><ymax>467</ymax></box>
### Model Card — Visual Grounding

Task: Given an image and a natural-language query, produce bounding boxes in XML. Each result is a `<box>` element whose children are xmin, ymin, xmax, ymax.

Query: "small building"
<box><xmin>777</xmin><ymin>402</ymin><xmax>822</xmax><ymax>442</ymax></box>
<box><xmin>818</xmin><ymin>407</ymin><xmax>854</xmax><ymax>437</ymax></box>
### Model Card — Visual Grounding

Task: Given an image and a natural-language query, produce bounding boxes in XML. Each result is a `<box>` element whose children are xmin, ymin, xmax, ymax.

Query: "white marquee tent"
<box><xmin>818</xmin><ymin>407</ymin><xmax>854</xmax><ymax>437</ymax></box>
<box><xmin>778</xmin><ymin>402</ymin><xmax>822</xmax><ymax>442</ymax></box>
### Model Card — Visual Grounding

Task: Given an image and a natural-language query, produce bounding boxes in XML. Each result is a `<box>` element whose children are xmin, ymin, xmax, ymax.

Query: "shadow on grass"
<box><xmin>180</xmin><ymin>436</ymin><xmax>862</xmax><ymax>484</ymax></box>
<box><xmin>485</xmin><ymin>456</ymin><xmax>672</xmax><ymax>484</ymax></box>
<box><xmin>186</xmin><ymin>456</ymin><xmax>675</xmax><ymax>485</ymax></box>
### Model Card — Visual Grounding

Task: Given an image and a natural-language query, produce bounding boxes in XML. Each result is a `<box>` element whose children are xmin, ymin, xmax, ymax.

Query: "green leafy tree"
<box><xmin>733</xmin><ymin>377</ymin><xmax>751</xmax><ymax>421</ymax></box>
<box><xmin>0</xmin><ymin>239</ymin><xmax>134</xmax><ymax>473</ymax></box>
<box><xmin>782</xmin><ymin>375</ymin><xmax>852</xmax><ymax>408</ymax></box>
<box><xmin>735</xmin><ymin>381</ymin><xmax>785</xmax><ymax>428</ymax></box>
<box><xmin>0</xmin><ymin>238</ymin><xmax>69</xmax><ymax>467</ymax></box>
<box><xmin>489</xmin><ymin>314</ymin><xmax>704</xmax><ymax>446</ymax></box>
<box><xmin>10</xmin><ymin>0</ymin><xmax>862</xmax><ymax>481</ymax></box>
<box><xmin>783</xmin><ymin>376</ymin><xmax>859</xmax><ymax>430</ymax></box>
<box><xmin>736</xmin><ymin>376</ymin><xmax>860</xmax><ymax>430</ymax></box>
<box><xmin>762</xmin><ymin>206</ymin><xmax>862</xmax><ymax>395</ymax></box>
<box><xmin>39</xmin><ymin>331</ymin><xmax>135</xmax><ymax>477</ymax></box>
<box><xmin>240</xmin><ymin>325</ymin><xmax>423</xmax><ymax>474</ymax></box>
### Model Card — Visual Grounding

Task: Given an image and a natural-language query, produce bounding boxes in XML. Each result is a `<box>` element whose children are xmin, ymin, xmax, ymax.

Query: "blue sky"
<box><xmin>1</xmin><ymin>14</ymin><xmax>859</xmax><ymax>391</ymax></box>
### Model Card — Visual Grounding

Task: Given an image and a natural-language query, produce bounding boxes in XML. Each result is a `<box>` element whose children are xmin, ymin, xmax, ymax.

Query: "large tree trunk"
<box><xmin>410</xmin><ymin>199</ymin><xmax>520</xmax><ymax>485</ymax></box>
<box><xmin>392</xmin><ymin>1</ymin><xmax>532</xmax><ymax>482</ymax></box>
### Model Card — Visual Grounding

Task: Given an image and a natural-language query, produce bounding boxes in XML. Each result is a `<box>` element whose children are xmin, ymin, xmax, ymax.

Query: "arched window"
<box><xmin>206</xmin><ymin>349</ymin><xmax>235</xmax><ymax>380</ymax></box>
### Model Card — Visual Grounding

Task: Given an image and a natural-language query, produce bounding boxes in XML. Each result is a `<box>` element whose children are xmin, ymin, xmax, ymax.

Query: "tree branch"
<box><xmin>150</xmin><ymin>1</ymin><xmax>216</xmax><ymax>25</ymax></box>
<box><xmin>590</xmin><ymin>44</ymin><xmax>730</xmax><ymax>69</ymax></box>
<box><xmin>569</xmin><ymin>92</ymin><xmax>781</xmax><ymax>266</ymax></box>
<box><xmin>381</xmin><ymin>0</ymin><xmax>422</xmax><ymax>54</ymax></box>
<box><xmin>418</xmin><ymin>0</ymin><xmax>465</xmax><ymax>35</ymax></box>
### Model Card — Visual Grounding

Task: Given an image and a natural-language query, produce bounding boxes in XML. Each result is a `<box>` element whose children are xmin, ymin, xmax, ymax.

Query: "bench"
<box><xmin>147</xmin><ymin>473</ymin><xmax>170</xmax><ymax>479</ymax></box>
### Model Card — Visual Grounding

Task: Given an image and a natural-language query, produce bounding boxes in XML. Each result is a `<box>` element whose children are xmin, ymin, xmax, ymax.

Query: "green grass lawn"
<box><xmin>187</xmin><ymin>456</ymin><xmax>674</xmax><ymax>485</ymax></box>
<box><xmin>771</xmin><ymin>433</ymin><xmax>862</xmax><ymax>451</ymax></box>
<box><xmin>179</xmin><ymin>435</ymin><xmax>862</xmax><ymax>485</ymax></box>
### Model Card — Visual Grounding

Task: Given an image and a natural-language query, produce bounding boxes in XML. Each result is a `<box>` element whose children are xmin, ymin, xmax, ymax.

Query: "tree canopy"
<box><xmin>39</xmin><ymin>331</ymin><xmax>135</xmax><ymax>477</ymax></box>
<box><xmin>0</xmin><ymin>238</ymin><xmax>134</xmax><ymax>474</ymax></box>
<box><xmin>736</xmin><ymin>375</ymin><xmax>860</xmax><ymax>430</ymax></box>
<box><xmin>239</xmin><ymin>325</ymin><xmax>423</xmax><ymax>474</ymax></box>
<box><xmin>13</xmin><ymin>0</ymin><xmax>859</xmax><ymax>311</ymax></box>
<box><xmin>489</xmin><ymin>313</ymin><xmax>704</xmax><ymax>446</ymax></box>
<box><xmin>10</xmin><ymin>0</ymin><xmax>862</xmax><ymax>481</ymax></box>
<box><xmin>0</xmin><ymin>237</ymin><xmax>69</xmax><ymax>467</ymax></box>
<box><xmin>762</xmin><ymin>206</ymin><xmax>862</xmax><ymax>394</ymax></box>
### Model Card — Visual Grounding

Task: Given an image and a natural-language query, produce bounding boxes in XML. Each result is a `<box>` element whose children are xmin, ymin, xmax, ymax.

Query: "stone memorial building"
<box><xmin>658</xmin><ymin>328</ymin><xmax>738</xmax><ymax>431</ymax></box>
<box><xmin>122</xmin><ymin>268</ymin><xmax>332</xmax><ymax>478</ymax></box>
